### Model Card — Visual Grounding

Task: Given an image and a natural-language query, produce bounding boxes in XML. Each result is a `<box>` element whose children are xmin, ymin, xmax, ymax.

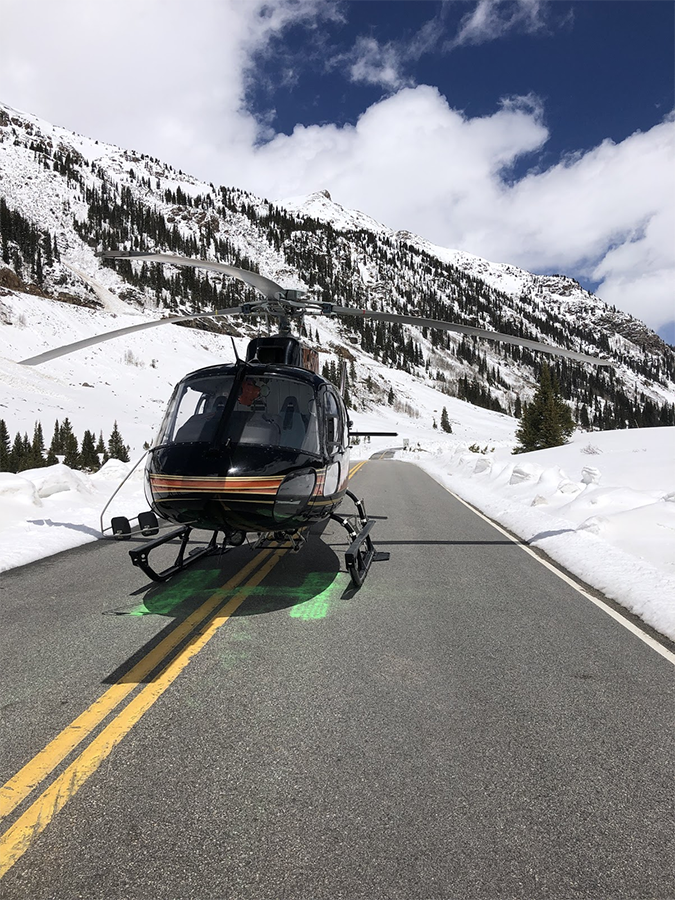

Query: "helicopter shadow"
<box><xmin>231</xmin><ymin>535</ymin><xmax>343</xmax><ymax>617</ymax></box>
<box><xmin>129</xmin><ymin>534</ymin><xmax>342</xmax><ymax>621</ymax></box>
<box><xmin>102</xmin><ymin>529</ymin><xmax>345</xmax><ymax>685</ymax></box>
<box><xmin>121</xmin><ymin>526</ymin><xmax>343</xmax><ymax>619</ymax></box>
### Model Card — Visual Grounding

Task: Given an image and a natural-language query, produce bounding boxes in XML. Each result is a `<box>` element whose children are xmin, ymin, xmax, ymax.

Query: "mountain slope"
<box><xmin>1</xmin><ymin>98</ymin><xmax>674</xmax><ymax>451</ymax></box>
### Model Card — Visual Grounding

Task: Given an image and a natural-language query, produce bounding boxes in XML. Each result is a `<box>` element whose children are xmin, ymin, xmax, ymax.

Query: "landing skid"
<box><xmin>330</xmin><ymin>489</ymin><xmax>389</xmax><ymax>588</ymax></box>
<box><xmin>129</xmin><ymin>526</ymin><xmax>221</xmax><ymax>583</ymax></box>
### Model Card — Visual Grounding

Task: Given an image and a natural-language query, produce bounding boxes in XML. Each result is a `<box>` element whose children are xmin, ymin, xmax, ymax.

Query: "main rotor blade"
<box><xmin>19</xmin><ymin>306</ymin><xmax>250</xmax><ymax>366</ymax></box>
<box><xmin>332</xmin><ymin>306</ymin><xmax>611</xmax><ymax>366</ymax></box>
<box><xmin>99</xmin><ymin>251</ymin><xmax>287</xmax><ymax>300</ymax></box>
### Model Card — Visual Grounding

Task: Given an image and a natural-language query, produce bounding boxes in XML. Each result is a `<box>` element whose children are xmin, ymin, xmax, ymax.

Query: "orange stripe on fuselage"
<box><xmin>149</xmin><ymin>474</ymin><xmax>284</xmax><ymax>496</ymax></box>
<box><xmin>149</xmin><ymin>469</ymin><xmax>330</xmax><ymax>498</ymax></box>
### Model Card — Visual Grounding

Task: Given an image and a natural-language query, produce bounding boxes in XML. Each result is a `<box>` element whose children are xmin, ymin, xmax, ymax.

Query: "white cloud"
<box><xmin>0</xmin><ymin>0</ymin><xmax>335</xmax><ymax>176</ymax></box>
<box><xmin>449</xmin><ymin>0</ymin><xmax>551</xmax><ymax>49</ymax></box>
<box><xmin>335</xmin><ymin>7</ymin><xmax>448</xmax><ymax>91</ymax></box>
<box><xmin>346</xmin><ymin>37</ymin><xmax>410</xmax><ymax>90</ymax></box>
<box><xmin>0</xmin><ymin>0</ymin><xmax>672</xmax><ymax>332</ymax></box>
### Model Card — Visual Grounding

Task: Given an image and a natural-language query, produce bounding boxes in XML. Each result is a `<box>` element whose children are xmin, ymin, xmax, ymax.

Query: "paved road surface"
<box><xmin>1</xmin><ymin>460</ymin><xmax>674</xmax><ymax>899</ymax></box>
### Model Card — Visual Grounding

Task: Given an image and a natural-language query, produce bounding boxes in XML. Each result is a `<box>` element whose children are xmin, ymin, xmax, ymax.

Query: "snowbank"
<box><xmin>0</xmin><ymin>460</ymin><xmax>145</xmax><ymax>573</ymax></box>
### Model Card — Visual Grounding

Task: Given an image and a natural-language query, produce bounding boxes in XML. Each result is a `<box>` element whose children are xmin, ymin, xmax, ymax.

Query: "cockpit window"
<box><xmin>158</xmin><ymin>375</ymin><xmax>235</xmax><ymax>445</ymax></box>
<box><xmin>228</xmin><ymin>376</ymin><xmax>320</xmax><ymax>454</ymax></box>
<box><xmin>158</xmin><ymin>373</ymin><xmax>320</xmax><ymax>455</ymax></box>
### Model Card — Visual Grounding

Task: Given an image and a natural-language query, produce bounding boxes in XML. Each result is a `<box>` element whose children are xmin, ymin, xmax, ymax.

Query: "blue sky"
<box><xmin>0</xmin><ymin>0</ymin><xmax>673</xmax><ymax>338</ymax></box>
<box><xmin>250</xmin><ymin>1</ymin><xmax>672</xmax><ymax>163</ymax></box>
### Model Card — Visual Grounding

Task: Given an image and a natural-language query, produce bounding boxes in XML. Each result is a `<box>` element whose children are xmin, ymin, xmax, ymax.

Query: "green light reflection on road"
<box><xmin>128</xmin><ymin>568</ymin><xmax>222</xmax><ymax>616</ymax></box>
<box><xmin>288</xmin><ymin>572</ymin><xmax>346</xmax><ymax>620</ymax></box>
<box><xmin>121</xmin><ymin>566</ymin><xmax>347</xmax><ymax>621</ymax></box>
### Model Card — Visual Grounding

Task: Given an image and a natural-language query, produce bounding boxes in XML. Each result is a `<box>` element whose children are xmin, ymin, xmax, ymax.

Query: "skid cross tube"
<box><xmin>129</xmin><ymin>526</ymin><xmax>220</xmax><ymax>582</ymax></box>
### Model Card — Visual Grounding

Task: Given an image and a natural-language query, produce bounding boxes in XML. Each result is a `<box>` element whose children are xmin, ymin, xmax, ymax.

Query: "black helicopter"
<box><xmin>20</xmin><ymin>251</ymin><xmax>609</xmax><ymax>587</ymax></box>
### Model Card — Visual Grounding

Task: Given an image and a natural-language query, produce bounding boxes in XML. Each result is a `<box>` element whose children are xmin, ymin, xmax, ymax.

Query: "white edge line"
<box><xmin>443</xmin><ymin>485</ymin><xmax>675</xmax><ymax>668</ymax></box>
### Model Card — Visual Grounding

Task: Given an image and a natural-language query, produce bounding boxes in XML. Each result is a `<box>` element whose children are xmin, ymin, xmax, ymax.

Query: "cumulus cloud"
<box><xmin>345</xmin><ymin>37</ymin><xmax>410</xmax><ymax>90</ymax></box>
<box><xmin>0</xmin><ymin>0</ymin><xmax>335</xmax><ymax>174</ymax></box>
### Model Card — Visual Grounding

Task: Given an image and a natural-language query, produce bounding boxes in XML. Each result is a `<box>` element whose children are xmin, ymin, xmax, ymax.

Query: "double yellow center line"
<box><xmin>0</xmin><ymin>545</ymin><xmax>286</xmax><ymax>878</ymax></box>
<box><xmin>0</xmin><ymin>461</ymin><xmax>368</xmax><ymax>878</ymax></box>
<box><xmin>349</xmin><ymin>459</ymin><xmax>367</xmax><ymax>478</ymax></box>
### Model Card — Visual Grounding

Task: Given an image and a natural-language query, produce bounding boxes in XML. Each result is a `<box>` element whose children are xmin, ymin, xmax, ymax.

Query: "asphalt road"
<box><xmin>1</xmin><ymin>460</ymin><xmax>674</xmax><ymax>900</ymax></box>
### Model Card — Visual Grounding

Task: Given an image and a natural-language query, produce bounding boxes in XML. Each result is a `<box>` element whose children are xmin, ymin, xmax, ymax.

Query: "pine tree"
<box><xmin>60</xmin><ymin>418</ymin><xmax>80</xmax><ymax>468</ymax></box>
<box><xmin>514</xmin><ymin>364</ymin><xmax>575</xmax><ymax>453</ymax></box>
<box><xmin>79</xmin><ymin>429</ymin><xmax>100</xmax><ymax>471</ymax></box>
<box><xmin>0</xmin><ymin>419</ymin><xmax>10</xmax><ymax>471</ymax></box>
<box><xmin>96</xmin><ymin>431</ymin><xmax>109</xmax><ymax>465</ymax></box>
<box><xmin>19</xmin><ymin>433</ymin><xmax>33</xmax><ymax>470</ymax></box>
<box><xmin>48</xmin><ymin>419</ymin><xmax>62</xmax><ymax>457</ymax></box>
<box><xmin>9</xmin><ymin>432</ymin><xmax>24</xmax><ymax>472</ymax></box>
<box><xmin>440</xmin><ymin>407</ymin><xmax>452</xmax><ymax>433</ymax></box>
<box><xmin>31</xmin><ymin>421</ymin><xmax>46</xmax><ymax>468</ymax></box>
<box><xmin>108</xmin><ymin>421</ymin><xmax>130</xmax><ymax>462</ymax></box>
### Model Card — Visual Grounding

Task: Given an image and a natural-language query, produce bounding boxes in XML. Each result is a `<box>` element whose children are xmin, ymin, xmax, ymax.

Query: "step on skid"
<box><xmin>330</xmin><ymin>489</ymin><xmax>389</xmax><ymax>588</ymax></box>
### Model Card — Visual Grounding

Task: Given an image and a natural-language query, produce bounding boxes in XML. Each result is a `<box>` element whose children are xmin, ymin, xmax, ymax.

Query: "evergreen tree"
<box><xmin>79</xmin><ymin>429</ymin><xmax>100</xmax><ymax>471</ymax></box>
<box><xmin>108</xmin><ymin>421</ymin><xmax>130</xmax><ymax>462</ymax></box>
<box><xmin>440</xmin><ymin>407</ymin><xmax>453</xmax><ymax>433</ymax></box>
<box><xmin>96</xmin><ymin>431</ymin><xmax>109</xmax><ymax>465</ymax></box>
<box><xmin>48</xmin><ymin>419</ymin><xmax>62</xmax><ymax>457</ymax></box>
<box><xmin>0</xmin><ymin>419</ymin><xmax>10</xmax><ymax>471</ymax></box>
<box><xmin>19</xmin><ymin>433</ymin><xmax>33</xmax><ymax>470</ymax></box>
<box><xmin>387</xmin><ymin>387</ymin><xmax>394</xmax><ymax>405</ymax></box>
<box><xmin>514</xmin><ymin>364</ymin><xmax>575</xmax><ymax>453</ymax></box>
<box><xmin>60</xmin><ymin>418</ymin><xmax>80</xmax><ymax>468</ymax></box>
<box><xmin>9</xmin><ymin>432</ymin><xmax>24</xmax><ymax>472</ymax></box>
<box><xmin>31</xmin><ymin>421</ymin><xmax>46</xmax><ymax>468</ymax></box>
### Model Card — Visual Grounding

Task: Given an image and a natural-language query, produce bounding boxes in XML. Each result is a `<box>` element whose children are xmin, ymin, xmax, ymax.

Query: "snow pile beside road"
<box><xmin>399</xmin><ymin>427</ymin><xmax>675</xmax><ymax>641</ymax></box>
<box><xmin>0</xmin><ymin>459</ymin><xmax>145</xmax><ymax>573</ymax></box>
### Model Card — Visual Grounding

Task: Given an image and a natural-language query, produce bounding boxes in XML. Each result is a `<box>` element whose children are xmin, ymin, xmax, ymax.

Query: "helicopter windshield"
<box><xmin>158</xmin><ymin>372</ymin><xmax>320</xmax><ymax>455</ymax></box>
<box><xmin>228</xmin><ymin>375</ymin><xmax>320</xmax><ymax>454</ymax></box>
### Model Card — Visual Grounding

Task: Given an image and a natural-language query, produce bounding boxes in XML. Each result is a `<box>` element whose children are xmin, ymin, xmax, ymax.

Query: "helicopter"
<box><xmin>19</xmin><ymin>250</ymin><xmax>610</xmax><ymax>587</ymax></box>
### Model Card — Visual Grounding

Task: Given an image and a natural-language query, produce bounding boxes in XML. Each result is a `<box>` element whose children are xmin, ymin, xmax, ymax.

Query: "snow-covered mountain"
<box><xmin>1</xmin><ymin>98</ymin><xmax>674</xmax><ymax>456</ymax></box>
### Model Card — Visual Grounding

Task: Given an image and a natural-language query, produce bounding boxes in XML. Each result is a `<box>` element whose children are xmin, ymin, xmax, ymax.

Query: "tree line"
<box><xmin>0</xmin><ymin>419</ymin><xmax>130</xmax><ymax>473</ymax></box>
